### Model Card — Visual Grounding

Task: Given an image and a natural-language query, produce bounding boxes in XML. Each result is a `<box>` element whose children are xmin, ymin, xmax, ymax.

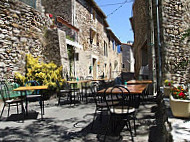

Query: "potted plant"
<box><xmin>170</xmin><ymin>85</ymin><xmax>190</xmax><ymax>118</ymax></box>
<box><xmin>163</xmin><ymin>80</ymin><xmax>173</xmax><ymax>97</ymax></box>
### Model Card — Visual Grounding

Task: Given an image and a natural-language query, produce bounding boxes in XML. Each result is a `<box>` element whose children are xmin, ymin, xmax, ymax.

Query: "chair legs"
<box><xmin>0</xmin><ymin>104</ymin><xmax>6</xmax><ymax>118</ymax></box>
<box><xmin>7</xmin><ymin>104</ymin><xmax>10</xmax><ymax>117</ymax></box>
<box><xmin>91</xmin><ymin>108</ymin><xmax>97</xmax><ymax>130</ymax></box>
<box><xmin>127</xmin><ymin>120</ymin><xmax>134</xmax><ymax>142</ymax></box>
<box><xmin>0</xmin><ymin>103</ymin><xmax>25</xmax><ymax>121</ymax></box>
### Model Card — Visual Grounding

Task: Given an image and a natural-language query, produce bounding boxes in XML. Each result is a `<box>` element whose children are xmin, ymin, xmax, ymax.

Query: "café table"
<box><xmin>127</xmin><ymin>80</ymin><xmax>153</xmax><ymax>85</ymax></box>
<box><xmin>98</xmin><ymin>84</ymin><xmax>148</xmax><ymax>109</ymax></box>
<box><xmin>13</xmin><ymin>86</ymin><xmax>48</xmax><ymax>119</ymax></box>
<box><xmin>98</xmin><ymin>84</ymin><xmax>148</xmax><ymax>94</ymax></box>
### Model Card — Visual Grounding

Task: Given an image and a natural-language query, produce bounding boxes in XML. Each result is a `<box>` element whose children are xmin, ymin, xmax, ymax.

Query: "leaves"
<box><xmin>15</xmin><ymin>54</ymin><xmax>64</xmax><ymax>90</ymax></box>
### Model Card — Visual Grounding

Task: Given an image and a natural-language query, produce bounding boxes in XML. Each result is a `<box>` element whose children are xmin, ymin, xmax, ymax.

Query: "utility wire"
<box><xmin>100</xmin><ymin>1</ymin><xmax>127</xmax><ymax>7</ymax></box>
<box><xmin>99</xmin><ymin>0</ymin><xmax>134</xmax><ymax>7</ymax></box>
<box><xmin>106</xmin><ymin>0</ymin><xmax>133</xmax><ymax>17</ymax></box>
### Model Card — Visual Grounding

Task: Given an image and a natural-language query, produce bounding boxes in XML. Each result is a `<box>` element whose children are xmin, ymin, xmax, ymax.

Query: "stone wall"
<box><xmin>121</xmin><ymin>44</ymin><xmax>132</xmax><ymax>72</ymax></box>
<box><xmin>131</xmin><ymin>0</ymin><xmax>148</xmax><ymax>79</ymax></box>
<box><xmin>0</xmin><ymin>0</ymin><xmax>60</xmax><ymax>80</ymax></box>
<box><xmin>161</xmin><ymin>0</ymin><xmax>190</xmax><ymax>84</ymax></box>
<box><xmin>41</xmin><ymin>0</ymin><xmax>72</xmax><ymax>24</ymax></box>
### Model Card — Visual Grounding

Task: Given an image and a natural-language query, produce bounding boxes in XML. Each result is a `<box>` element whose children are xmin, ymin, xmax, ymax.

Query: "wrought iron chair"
<box><xmin>0</xmin><ymin>83</ymin><xmax>25</xmax><ymax>120</ymax></box>
<box><xmin>85</xmin><ymin>76</ymin><xmax>93</xmax><ymax>80</ymax></box>
<box><xmin>91</xmin><ymin>83</ymin><xmax>108</xmax><ymax>129</ymax></box>
<box><xmin>56</xmin><ymin>80</ymin><xmax>71</xmax><ymax>105</ymax></box>
<box><xmin>24</xmin><ymin>80</ymin><xmax>44</xmax><ymax>118</ymax></box>
<box><xmin>103</xmin><ymin>85</ymin><xmax>136</xmax><ymax>142</ymax></box>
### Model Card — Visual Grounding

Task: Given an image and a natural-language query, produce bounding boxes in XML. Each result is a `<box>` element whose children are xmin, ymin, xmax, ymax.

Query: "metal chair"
<box><xmin>56</xmin><ymin>80</ymin><xmax>71</xmax><ymax>105</ymax></box>
<box><xmin>91</xmin><ymin>83</ymin><xmax>108</xmax><ymax>129</ymax></box>
<box><xmin>85</xmin><ymin>76</ymin><xmax>93</xmax><ymax>80</ymax></box>
<box><xmin>24</xmin><ymin>80</ymin><xmax>44</xmax><ymax>118</ymax></box>
<box><xmin>0</xmin><ymin>83</ymin><xmax>25</xmax><ymax>120</ymax></box>
<box><xmin>103</xmin><ymin>86</ymin><xmax>136</xmax><ymax>142</ymax></box>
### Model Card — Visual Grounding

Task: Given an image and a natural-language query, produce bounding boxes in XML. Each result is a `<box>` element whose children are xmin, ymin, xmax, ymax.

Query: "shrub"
<box><xmin>15</xmin><ymin>54</ymin><xmax>64</xmax><ymax>90</ymax></box>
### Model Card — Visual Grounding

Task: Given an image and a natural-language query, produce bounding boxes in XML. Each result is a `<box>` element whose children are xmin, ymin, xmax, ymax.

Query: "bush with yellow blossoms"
<box><xmin>15</xmin><ymin>54</ymin><xmax>64</xmax><ymax>90</ymax></box>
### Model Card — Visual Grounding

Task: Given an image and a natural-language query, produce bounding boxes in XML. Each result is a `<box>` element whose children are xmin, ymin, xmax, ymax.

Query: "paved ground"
<box><xmin>1</xmin><ymin>95</ymin><xmax>189</xmax><ymax>142</ymax></box>
<box><xmin>164</xmin><ymin>98</ymin><xmax>190</xmax><ymax>142</ymax></box>
<box><xmin>0</xmin><ymin>96</ymin><xmax>156</xmax><ymax>142</ymax></box>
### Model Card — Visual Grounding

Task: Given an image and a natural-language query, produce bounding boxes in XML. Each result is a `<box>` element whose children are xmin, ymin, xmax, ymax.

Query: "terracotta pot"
<box><xmin>164</xmin><ymin>86</ymin><xmax>172</xmax><ymax>97</ymax></box>
<box><xmin>170</xmin><ymin>94</ymin><xmax>190</xmax><ymax>118</ymax></box>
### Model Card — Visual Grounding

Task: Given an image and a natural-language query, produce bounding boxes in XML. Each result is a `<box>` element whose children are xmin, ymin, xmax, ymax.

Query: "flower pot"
<box><xmin>164</xmin><ymin>86</ymin><xmax>172</xmax><ymax>97</ymax></box>
<box><xmin>169</xmin><ymin>94</ymin><xmax>190</xmax><ymax>118</ymax></box>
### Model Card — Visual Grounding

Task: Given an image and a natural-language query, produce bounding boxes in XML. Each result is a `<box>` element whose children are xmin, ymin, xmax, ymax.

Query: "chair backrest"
<box><xmin>80</xmin><ymin>76</ymin><xmax>84</xmax><ymax>80</ymax></box>
<box><xmin>68</xmin><ymin>77</ymin><xmax>76</xmax><ymax>81</ymax></box>
<box><xmin>25</xmin><ymin>80</ymin><xmax>40</xmax><ymax>95</ymax></box>
<box><xmin>103</xmin><ymin>85</ymin><xmax>134</xmax><ymax>114</ymax></box>
<box><xmin>91</xmin><ymin>83</ymin><xmax>104</xmax><ymax>106</ymax></box>
<box><xmin>115</xmin><ymin>85</ymin><xmax>139</xmax><ymax>109</ymax></box>
<box><xmin>0</xmin><ymin>82</ymin><xmax>21</xmax><ymax>101</ymax></box>
<box><xmin>85</xmin><ymin>76</ymin><xmax>93</xmax><ymax>80</ymax></box>
<box><xmin>56</xmin><ymin>80</ymin><xmax>70</xmax><ymax>90</ymax></box>
<box><xmin>0</xmin><ymin>83</ymin><xmax>11</xmax><ymax>102</ymax></box>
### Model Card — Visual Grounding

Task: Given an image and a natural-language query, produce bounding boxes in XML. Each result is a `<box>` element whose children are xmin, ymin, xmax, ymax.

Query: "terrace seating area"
<box><xmin>1</xmin><ymin>78</ymin><xmax>189</xmax><ymax>141</ymax></box>
<box><xmin>0</xmin><ymin>78</ymin><xmax>157</xmax><ymax>141</ymax></box>
<box><xmin>0</xmin><ymin>94</ymin><xmax>156</xmax><ymax>141</ymax></box>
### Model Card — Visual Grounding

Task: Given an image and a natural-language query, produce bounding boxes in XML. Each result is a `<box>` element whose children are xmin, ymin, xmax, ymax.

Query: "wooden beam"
<box><xmin>56</xmin><ymin>16</ymin><xmax>79</xmax><ymax>32</ymax></box>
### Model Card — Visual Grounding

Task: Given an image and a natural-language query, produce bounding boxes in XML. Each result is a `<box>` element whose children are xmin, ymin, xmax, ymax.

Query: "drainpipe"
<box><xmin>156</xmin><ymin>0</ymin><xmax>162</xmax><ymax>94</ymax></box>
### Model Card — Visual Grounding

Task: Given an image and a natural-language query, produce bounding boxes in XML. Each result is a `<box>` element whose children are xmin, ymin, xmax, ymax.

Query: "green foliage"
<box><xmin>67</xmin><ymin>45</ymin><xmax>74</xmax><ymax>76</ymax></box>
<box><xmin>15</xmin><ymin>54</ymin><xmax>64</xmax><ymax>90</ymax></box>
<box><xmin>66</xmin><ymin>35</ymin><xmax>75</xmax><ymax>41</ymax></box>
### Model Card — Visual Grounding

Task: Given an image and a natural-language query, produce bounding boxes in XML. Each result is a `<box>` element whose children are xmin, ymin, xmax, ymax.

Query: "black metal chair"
<box><xmin>0</xmin><ymin>83</ymin><xmax>25</xmax><ymax>120</ymax></box>
<box><xmin>56</xmin><ymin>81</ymin><xmax>71</xmax><ymax>105</ymax></box>
<box><xmin>91</xmin><ymin>83</ymin><xmax>108</xmax><ymax>129</ymax></box>
<box><xmin>103</xmin><ymin>86</ymin><xmax>136</xmax><ymax>142</ymax></box>
<box><xmin>85</xmin><ymin>76</ymin><xmax>93</xmax><ymax>80</ymax></box>
<box><xmin>24</xmin><ymin>80</ymin><xmax>44</xmax><ymax>118</ymax></box>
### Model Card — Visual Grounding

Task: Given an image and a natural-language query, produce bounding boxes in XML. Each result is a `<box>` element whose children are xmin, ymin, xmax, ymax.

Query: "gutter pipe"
<box><xmin>156</xmin><ymin>0</ymin><xmax>162</xmax><ymax>93</ymax></box>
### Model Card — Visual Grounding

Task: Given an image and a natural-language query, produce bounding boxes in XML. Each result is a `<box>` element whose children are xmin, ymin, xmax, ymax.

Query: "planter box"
<box><xmin>164</xmin><ymin>86</ymin><xmax>172</xmax><ymax>97</ymax></box>
<box><xmin>170</xmin><ymin>95</ymin><xmax>190</xmax><ymax>118</ymax></box>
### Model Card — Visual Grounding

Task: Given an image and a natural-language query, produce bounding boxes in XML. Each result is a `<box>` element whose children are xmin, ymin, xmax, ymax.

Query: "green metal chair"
<box><xmin>0</xmin><ymin>83</ymin><xmax>25</xmax><ymax>119</ymax></box>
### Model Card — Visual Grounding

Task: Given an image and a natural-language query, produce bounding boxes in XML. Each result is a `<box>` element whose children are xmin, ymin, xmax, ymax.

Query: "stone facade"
<box><xmin>161</xmin><ymin>0</ymin><xmax>190</xmax><ymax>84</ymax></box>
<box><xmin>121</xmin><ymin>43</ymin><xmax>134</xmax><ymax>72</ymax></box>
<box><xmin>0</xmin><ymin>0</ymin><xmax>122</xmax><ymax>80</ymax></box>
<box><xmin>132</xmin><ymin>0</ymin><xmax>190</xmax><ymax>84</ymax></box>
<box><xmin>130</xmin><ymin>0</ymin><xmax>149</xmax><ymax>79</ymax></box>
<box><xmin>42</xmin><ymin>0</ymin><xmax>122</xmax><ymax>79</ymax></box>
<box><xmin>0</xmin><ymin>0</ymin><xmax>61</xmax><ymax>80</ymax></box>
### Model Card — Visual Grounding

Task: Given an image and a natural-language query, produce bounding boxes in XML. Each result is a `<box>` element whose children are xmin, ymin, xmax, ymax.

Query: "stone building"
<box><xmin>130</xmin><ymin>0</ymin><xmax>152</xmax><ymax>80</ymax></box>
<box><xmin>42</xmin><ymin>0</ymin><xmax>122</xmax><ymax>79</ymax></box>
<box><xmin>131</xmin><ymin>0</ymin><xmax>190</xmax><ymax>85</ymax></box>
<box><xmin>0</xmin><ymin>0</ymin><xmax>122</xmax><ymax>80</ymax></box>
<box><xmin>121</xmin><ymin>43</ymin><xmax>134</xmax><ymax>73</ymax></box>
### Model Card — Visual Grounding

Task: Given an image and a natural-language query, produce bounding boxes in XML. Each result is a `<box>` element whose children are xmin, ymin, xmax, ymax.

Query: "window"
<box><xmin>122</xmin><ymin>64</ymin><xmax>125</xmax><ymax>68</ymax></box>
<box><xmin>104</xmin><ymin>41</ymin><xmax>108</xmax><ymax>57</ymax></box>
<box><xmin>75</xmin><ymin>53</ymin><xmax>79</xmax><ymax>61</ymax></box>
<box><xmin>112</xmin><ymin>40</ymin><xmax>115</xmax><ymax>51</ymax></box>
<box><xmin>91</xmin><ymin>8</ymin><xmax>96</xmax><ymax>20</ymax></box>
<box><xmin>97</xmin><ymin>33</ymin><xmax>99</xmax><ymax>46</ymax></box>
<box><xmin>90</xmin><ymin>28</ymin><xmax>97</xmax><ymax>45</ymax></box>
<box><xmin>117</xmin><ymin>45</ymin><xmax>121</xmax><ymax>53</ymax></box>
<box><xmin>19</xmin><ymin>0</ymin><xmax>36</xmax><ymax>9</ymax></box>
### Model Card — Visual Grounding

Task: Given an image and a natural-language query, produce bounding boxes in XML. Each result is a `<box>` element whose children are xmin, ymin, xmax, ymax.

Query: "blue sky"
<box><xmin>94</xmin><ymin>0</ymin><xmax>134</xmax><ymax>43</ymax></box>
